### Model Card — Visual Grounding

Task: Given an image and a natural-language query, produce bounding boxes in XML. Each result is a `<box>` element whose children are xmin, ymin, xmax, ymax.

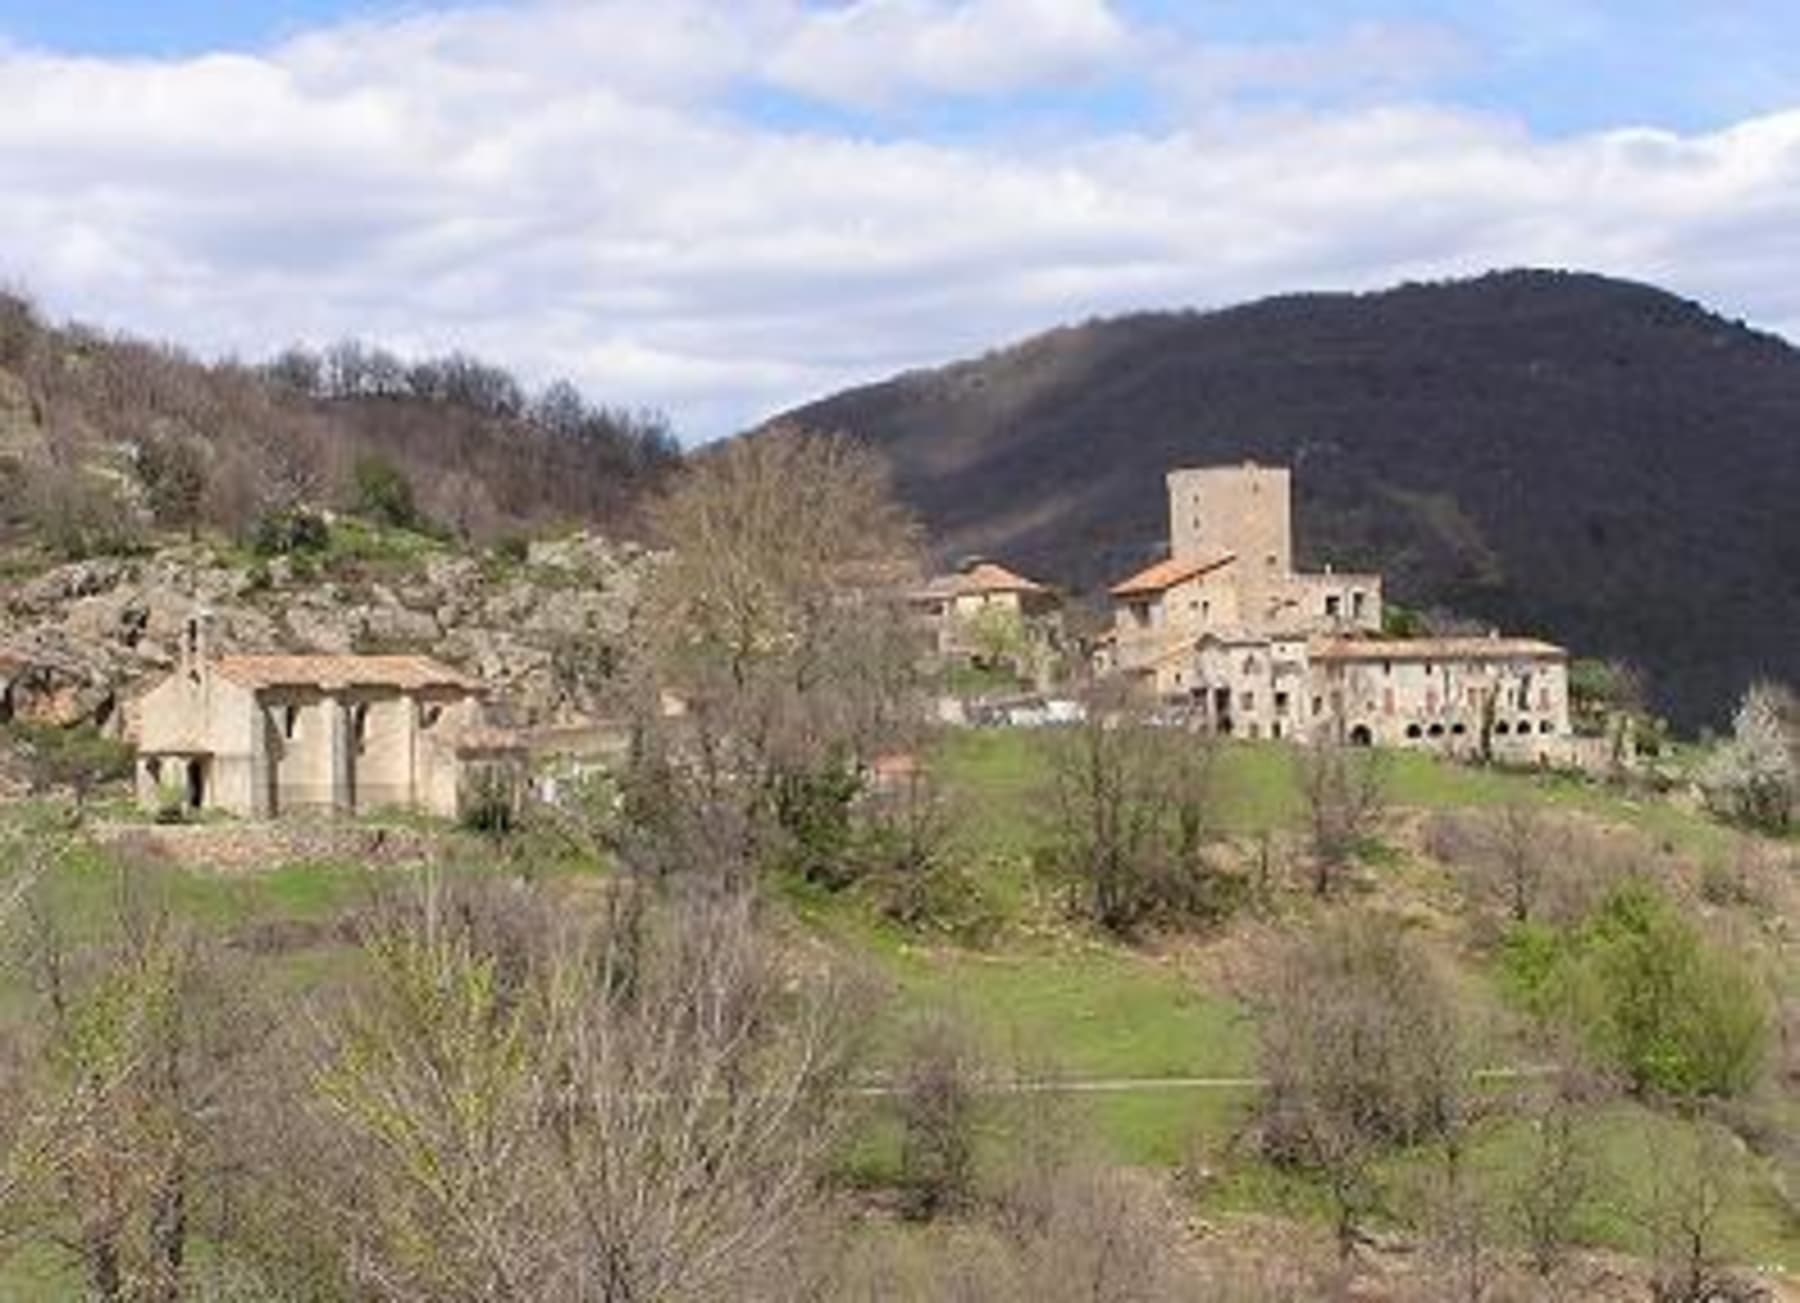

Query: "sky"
<box><xmin>3</xmin><ymin>1</ymin><xmax>1799</xmax><ymax>439</ymax></box>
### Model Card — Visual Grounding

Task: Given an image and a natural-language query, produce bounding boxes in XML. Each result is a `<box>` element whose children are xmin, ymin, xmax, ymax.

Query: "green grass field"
<box><xmin>1</xmin><ymin>724</ymin><xmax>1793</xmax><ymax>1287</ymax></box>
<box><xmin>857</xmin><ymin>729</ymin><xmax>1800</xmax><ymax>1267</ymax></box>
<box><xmin>932</xmin><ymin>728</ymin><xmax>1747</xmax><ymax>860</ymax></box>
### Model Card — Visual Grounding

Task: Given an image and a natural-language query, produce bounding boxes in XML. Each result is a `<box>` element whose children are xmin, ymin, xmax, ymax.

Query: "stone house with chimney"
<box><xmin>1104</xmin><ymin>463</ymin><xmax>1572</xmax><ymax>761</ymax></box>
<box><xmin>130</xmin><ymin>613</ymin><xmax>521</xmax><ymax>819</ymax></box>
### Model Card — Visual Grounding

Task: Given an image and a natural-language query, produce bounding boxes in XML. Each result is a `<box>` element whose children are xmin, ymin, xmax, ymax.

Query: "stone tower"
<box><xmin>1166</xmin><ymin>462</ymin><xmax>1292</xmax><ymax>575</ymax></box>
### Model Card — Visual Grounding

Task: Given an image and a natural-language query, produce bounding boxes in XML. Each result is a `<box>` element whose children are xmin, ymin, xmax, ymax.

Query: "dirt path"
<box><xmin>847</xmin><ymin>1064</ymin><xmax>1554</xmax><ymax>1097</ymax></box>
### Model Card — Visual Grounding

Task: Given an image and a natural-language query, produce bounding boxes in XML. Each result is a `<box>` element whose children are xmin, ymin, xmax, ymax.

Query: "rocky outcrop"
<box><xmin>0</xmin><ymin>532</ymin><xmax>660</xmax><ymax>733</ymax></box>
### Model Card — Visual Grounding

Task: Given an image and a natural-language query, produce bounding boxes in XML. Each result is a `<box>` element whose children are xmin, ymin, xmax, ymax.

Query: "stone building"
<box><xmin>1105</xmin><ymin>463</ymin><xmax>1572</xmax><ymax>760</ymax></box>
<box><xmin>910</xmin><ymin>558</ymin><xmax>1063</xmax><ymax>678</ymax></box>
<box><xmin>130</xmin><ymin>614</ymin><xmax>520</xmax><ymax>818</ymax></box>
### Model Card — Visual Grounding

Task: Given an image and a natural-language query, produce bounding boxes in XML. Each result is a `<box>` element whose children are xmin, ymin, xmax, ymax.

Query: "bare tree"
<box><xmin>1641</xmin><ymin>1127</ymin><xmax>1763</xmax><ymax>1303</ymax></box>
<box><xmin>316</xmin><ymin>875</ymin><xmax>868</xmax><ymax>1302</ymax></box>
<box><xmin>3</xmin><ymin>866</ymin><xmax>256</xmax><ymax>1302</ymax></box>
<box><xmin>1507</xmin><ymin>1076</ymin><xmax>1599</xmax><ymax>1285</ymax></box>
<box><xmin>1045</xmin><ymin>700</ymin><xmax>1221</xmax><ymax>935</ymax></box>
<box><xmin>647</xmin><ymin>426</ymin><xmax>919</xmax><ymax>699</ymax></box>
<box><xmin>1295</xmin><ymin>742</ymin><xmax>1387</xmax><ymax>896</ymax></box>
<box><xmin>1258</xmin><ymin>915</ymin><xmax>1466</xmax><ymax>1258</ymax></box>
<box><xmin>625</xmin><ymin>429</ymin><xmax>927</xmax><ymax>888</ymax></box>
<box><xmin>1419</xmin><ymin>1166</ymin><xmax>1504</xmax><ymax>1303</ymax></box>
<box><xmin>0</xmin><ymin>830</ymin><xmax>59</xmax><ymax>1258</ymax></box>
<box><xmin>1429</xmin><ymin>802</ymin><xmax>1562</xmax><ymax>924</ymax></box>
<box><xmin>1486</xmin><ymin>799</ymin><xmax>1551</xmax><ymax>923</ymax></box>
<box><xmin>895</xmin><ymin>1010</ymin><xmax>981</xmax><ymax>1221</ymax></box>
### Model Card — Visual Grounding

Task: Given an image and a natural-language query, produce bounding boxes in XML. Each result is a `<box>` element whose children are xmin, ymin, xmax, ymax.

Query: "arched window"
<box><xmin>1494</xmin><ymin>721</ymin><xmax>1511</xmax><ymax>736</ymax></box>
<box><xmin>1427</xmin><ymin>723</ymin><xmax>1444</xmax><ymax>738</ymax></box>
<box><xmin>1405</xmin><ymin>723</ymin><xmax>1423</xmax><ymax>740</ymax></box>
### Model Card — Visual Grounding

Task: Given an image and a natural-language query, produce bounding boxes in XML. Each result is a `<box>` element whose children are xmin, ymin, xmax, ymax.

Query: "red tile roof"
<box><xmin>956</xmin><ymin>561</ymin><xmax>1049</xmax><ymax>595</ymax></box>
<box><xmin>212</xmin><ymin>654</ymin><xmax>480</xmax><ymax>692</ymax></box>
<box><xmin>1109</xmin><ymin>551</ymin><xmax>1234</xmax><ymax>598</ymax></box>
<box><xmin>913</xmin><ymin>560</ymin><xmax>1051</xmax><ymax>600</ymax></box>
<box><xmin>1309</xmin><ymin>636</ymin><xmax>1566</xmax><ymax>662</ymax></box>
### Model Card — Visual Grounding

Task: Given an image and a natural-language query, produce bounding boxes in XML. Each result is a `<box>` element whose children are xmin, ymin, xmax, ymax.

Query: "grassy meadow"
<box><xmin>0</xmin><ymin>725</ymin><xmax>1795</xmax><ymax>1294</ymax></box>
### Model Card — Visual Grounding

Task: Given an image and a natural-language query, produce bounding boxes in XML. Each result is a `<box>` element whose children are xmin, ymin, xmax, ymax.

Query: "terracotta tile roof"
<box><xmin>957</xmin><ymin>561</ymin><xmax>1050</xmax><ymax>595</ymax></box>
<box><xmin>1309</xmin><ymin>636</ymin><xmax>1566</xmax><ymax>662</ymax></box>
<box><xmin>1109</xmin><ymin>550</ymin><xmax>1234</xmax><ymax>598</ymax></box>
<box><xmin>913</xmin><ymin>560</ymin><xmax>1051</xmax><ymax>600</ymax></box>
<box><xmin>212</xmin><ymin>654</ymin><xmax>481</xmax><ymax>692</ymax></box>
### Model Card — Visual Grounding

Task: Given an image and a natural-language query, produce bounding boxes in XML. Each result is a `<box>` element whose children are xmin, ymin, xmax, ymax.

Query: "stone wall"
<box><xmin>93</xmin><ymin>819</ymin><xmax>441</xmax><ymax>875</ymax></box>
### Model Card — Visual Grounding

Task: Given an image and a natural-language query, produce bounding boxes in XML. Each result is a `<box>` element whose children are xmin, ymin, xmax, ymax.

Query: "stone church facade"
<box><xmin>1104</xmin><ymin>463</ymin><xmax>1572</xmax><ymax>761</ymax></box>
<box><xmin>130</xmin><ymin>614</ymin><xmax>520</xmax><ymax>819</ymax></box>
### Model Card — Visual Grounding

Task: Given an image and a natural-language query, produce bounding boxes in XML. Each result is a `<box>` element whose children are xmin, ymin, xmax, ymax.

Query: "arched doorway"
<box><xmin>1348</xmin><ymin>724</ymin><xmax>1373</xmax><ymax>747</ymax></box>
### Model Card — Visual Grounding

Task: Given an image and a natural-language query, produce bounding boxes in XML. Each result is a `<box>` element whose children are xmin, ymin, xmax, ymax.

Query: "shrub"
<box><xmin>10</xmin><ymin>721</ymin><xmax>135</xmax><ymax>802</ymax></box>
<box><xmin>770</xmin><ymin>760</ymin><xmax>864</xmax><ymax>888</ymax></box>
<box><xmin>1382</xmin><ymin>604</ymin><xmax>1426</xmax><ymax>638</ymax></box>
<box><xmin>252</xmin><ymin>506</ymin><xmax>330</xmax><ymax>557</ymax></box>
<box><xmin>350</xmin><ymin>453</ymin><xmax>421</xmax><ymax>531</ymax></box>
<box><xmin>26</xmin><ymin>466</ymin><xmax>146</xmax><ymax>559</ymax></box>
<box><xmin>458</xmin><ymin>763</ymin><xmax>521</xmax><ymax>836</ymax></box>
<box><xmin>137</xmin><ymin>436</ymin><xmax>207</xmax><ymax>534</ymax></box>
<box><xmin>1500</xmin><ymin>883</ymin><xmax>1768</xmax><ymax>1099</ymax></box>
<box><xmin>855</xmin><ymin>774</ymin><xmax>999</xmax><ymax>941</ymax></box>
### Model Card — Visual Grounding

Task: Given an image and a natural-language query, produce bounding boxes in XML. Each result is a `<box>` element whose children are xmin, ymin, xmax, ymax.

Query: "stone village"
<box><xmin>123</xmin><ymin>461</ymin><xmax>1574</xmax><ymax>820</ymax></box>
<box><xmin>913</xmin><ymin>460</ymin><xmax>1574</xmax><ymax>761</ymax></box>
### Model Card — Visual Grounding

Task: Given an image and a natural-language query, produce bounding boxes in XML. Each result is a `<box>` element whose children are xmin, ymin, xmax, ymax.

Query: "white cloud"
<box><xmin>1154</xmin><ymin>20</ymin><xmax>1471</xmax><ymax>109</ymax></box>
<box><xmin>766</xmin><ymin>0</ymin><xmax>1132</xmax><ymax>108</ymax></box>
<box><xmin>1</xmin><ymin>2</ymin><xmax>1799</xmax><ymax>440</ymax></box>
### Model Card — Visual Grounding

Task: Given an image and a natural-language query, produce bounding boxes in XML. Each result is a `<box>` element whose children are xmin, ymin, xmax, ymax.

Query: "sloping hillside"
<box><xmin>0</xmin><ymin>293</ymin><xmax>679</xmax><ymax>550</ymax></box>
<box><xmin>775</xmin><ymin>270</ymin><xmax>1800</xmax><ymax>728</ymax></box>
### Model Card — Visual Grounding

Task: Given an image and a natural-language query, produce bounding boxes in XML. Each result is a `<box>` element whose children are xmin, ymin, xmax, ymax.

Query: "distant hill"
<box><xmin>773</xmin><ymin>269</ymin><xmax>1800</xmax><ymax>729</ymax></box>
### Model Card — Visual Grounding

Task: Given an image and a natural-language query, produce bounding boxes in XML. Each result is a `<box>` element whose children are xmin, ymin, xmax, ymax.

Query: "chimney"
<box><xmin>182</xmin><ymin>607</ymin><xmax>214</xmax><ymax>684</ymax></box>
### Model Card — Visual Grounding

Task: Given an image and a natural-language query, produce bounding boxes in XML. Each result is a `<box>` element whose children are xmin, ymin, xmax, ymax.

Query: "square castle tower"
<box><xmin>1162</xmin><ymin>462</ymin><xmax>1378</xmax><ymax>634</ymax></box>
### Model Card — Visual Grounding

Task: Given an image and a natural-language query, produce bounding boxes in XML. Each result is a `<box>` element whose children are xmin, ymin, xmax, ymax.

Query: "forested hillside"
<box><xmin>776</xmin><ymin>270</ymin><xmax>1800</xmax><ymax>729</ymax></box>
<box><xmin>0</xmin><ymin>292</ymin><xmax>678</xmax><ymax>553</ymax></box>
